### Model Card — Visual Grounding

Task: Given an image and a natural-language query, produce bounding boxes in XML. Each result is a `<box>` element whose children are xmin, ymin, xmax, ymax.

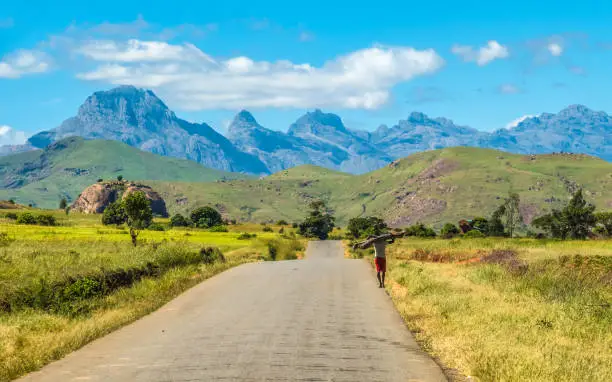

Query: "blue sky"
<box><xmin>1</xmin><ymin>0</ymin><xmax>612</xmax><ymax>145</ymax></box>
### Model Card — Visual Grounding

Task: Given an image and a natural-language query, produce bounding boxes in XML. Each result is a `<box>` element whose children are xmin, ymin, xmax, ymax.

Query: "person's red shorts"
<box><xmin>375</xmin><ymin>257</ymin><xmax>386</xmax><ymax>272</ymax></box>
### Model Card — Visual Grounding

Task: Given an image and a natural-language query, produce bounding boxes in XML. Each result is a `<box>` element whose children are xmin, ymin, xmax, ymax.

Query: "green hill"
<box><xmin>0</xmin><ymin>137</ymin><xmax>249</xmax><ymax>208</ymax></box>
<box><xmin>149</xmin><ymin>147</ymin><xmax>612</xmax><ymax>227</ymax></box>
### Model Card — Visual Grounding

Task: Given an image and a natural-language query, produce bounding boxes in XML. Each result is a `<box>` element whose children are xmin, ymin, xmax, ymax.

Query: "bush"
<box><xmin>472</xmin><ymin>217</ymin><xmax>489</xmax><ymax>235</ymax></box>
<box><xmin>191</xmin><ymin>207</ymin><xmax>222</xmax><ymax>228</ymax></box>
<box><xmin>405</xmin><ymin>223</ymin><xmax>437</xmax><ymax>238</ymax></box>
<box><xmin>298</xmin><ymin>200</ymin><xmax>335</xmax><ymax>240</ymax></box>
<box><xmin>5</xmin><ymin>212</ymin><xmax>18</xmax><ymax>220</ymax></box>
<box><xmin>17</xmin><ymin>212</ymin><xmax>36</xmax><ymax>225</ymax></box>
<box><xmin>237</xmin><ymin>232</ymin><xmax>257</xmax><ymax>240</ymax></box>
<box><xmin>200</xmin><ymin>247</ymin><xmax>226</xmax><ymax>264</ymax></box>
<box><xmin>59</xmin><ymin>198</ymin><xmax>68</xmax><ymax>210</ymax></box>
<box><xmin>441</xmin><ymin>223</ymin><xmax>460</xmax><ymax>238</ymax></box>
<box><xmin>147</xmin><ymin>223</ymin><xmax>165</xmax><ymax>231</ymax></box>
<box><xmin>463</xmin><ymin>230</ymin><xmax>485</xmax><ymax>238</ymax></box>
<box><xmin>292</xmin><ymin>222</ymin><xmax>298</xmax><ymax>228</ymax></box>
<box><xmin>36</xmin><ymin>214</ymin><xmax>57</xmax><ymax>226</ymax></box>
<box><xmin>346</xmin><ymin>216</ymin><xmax>388</xmax><ymax>239</ymax></box>
<box><xmin>279</xmin><ymin>227</ymin><xmax>285</xmax><ymax>234</ymax></box>
<box><xmin>169</xmin><ymin>213</ymin><xmax>190</xmax><ymax>227</ymax></box>
<box><xmin>209</xmin><ymin>225</ymin><xmax>228</xmax><ymax>232</ymax></box>
<box><xmin>276</xmin><ymin>220</ymin><xmax>288</xmax><ymax>226</ymax></box>
<box><xmin>262</xmin><ymin>226</ymin><xmax>273</xmax><ymax>232</ymax></box>
<box><xmin>102</xmin><ymin>201</ymin><xmax>127</xmax><ymax>225</ymax></box>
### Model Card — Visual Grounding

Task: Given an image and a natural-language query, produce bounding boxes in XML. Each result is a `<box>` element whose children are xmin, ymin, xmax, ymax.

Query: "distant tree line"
<box><xmin>346</xmin><ymin>189</ymin><xmax>612</xmax><ymax>241</ymax></box>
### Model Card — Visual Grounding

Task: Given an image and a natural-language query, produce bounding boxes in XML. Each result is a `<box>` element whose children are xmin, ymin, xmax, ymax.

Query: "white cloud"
<box><xmin>78</xmin><ymin>39</ymin><xmax>214</xmax><ymax>63</ymax></box>
<box><xmin>547</xmin><ymin>43</ymin><xmax>563</xmax><ymax>56</ymax></box>
<box><xmin>505</xmin><ymin>114</ymin><xmax>537</xmax><ymax>129</ymax></box>
<box><xmin>0</xmin><ymin>125</ymin><xmax>27</xmax><ymax>145</ymax></box>
<box><xmin>498</xmin><ymin>84</ymin><xmax>520</xmax><ymax>94</ymax></box>
<box><xmin>77</xmin><ymin>40</ymin><xmax>444</xmax><ymax>110</ymax></box>
<box><xmin>0</xmin><ymin>49</ymin><xmax>50</xmax><ymax>78</ymax></box>
<box><xmin>452</xmin><ymin>40</ymin><xmax>509</xmax><ymax>66</ymax></box>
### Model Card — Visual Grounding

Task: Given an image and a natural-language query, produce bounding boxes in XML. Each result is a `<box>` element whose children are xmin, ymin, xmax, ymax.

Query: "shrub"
<box><xmin>463</xmin><ymin>230</ymin><xmax>485</xmax><ymax>238</ymax></box>
<box><xmin>59</xmin><ymin>198</ymin><xmax>68</xmax><ymax>209</ymax></box>
<box><xmin>441</xmin><ymin>223</ymin><xmax>460</xmax><ymax>238</ymax></box>
<box><xmin>191</xmin><ymin>206</ymin><xmax>222</xmax><ymax>228</ymax></box>
<box><xmin>97</xmin><ymin>178</ymin><xmax>103</xmax><ymax>183</ymax></box>
<box><xmin>472</xmin><ymin>217</ymin><xmax>489</xmax><ymax>235</ymax></box>
<box><xmin>279</xmin><ymin>227</ymin><xmax>285</xmax><ymax>234</ymax></box>
<box><xmin>237</xmin><ymin>232</ymin><xmax>256</xmax><ymax>240</ymax></box>
<box><xmin>147</xmin><ymin>223</ymin><xmax>165</xmax><ymax>231</ymax></box>
<box><xmin>346</xmin><ymin>216</ymin><xmax>388</xmax><ymax>239</ymax></box>
<box><xmin>405</xmin><ymin>223</ymin><xmax>437</xmax><ymax>238</ymax></box>
<box><xmin>169</xmin><ymin>213</ymin><xmax>190</xmax><ymax>227</ymax></box>
<box><xmin>267</xmin><ymin>242</ymin><xmax>278</xmax><ymax>260</ymax></box>
<box><xmin>209</xmin><ymin>225</ymin><xmax>228</xmax><ymax>232</ymax></box>
<box><xmin>36</xmin><ymin>214</ymin><xmax>57</xmax><ymax>226</ymax></box>
<box><xmin>17</xmin><ymin>212</ymin><xmax>36</xmax><ymax>225</ymax></box>
<box><xmin>5</xmin><ymin>212</ymin><xmax>18</xmax><ymax>220</ymax></box>
<box><xmin>276</xmin><ymin>219</ymin><xmax>288</xmax><ymax>226</ymax></box>
<box><xmin>292</xmin><ymin>222</ymin><xmax>298</xmax><ymax>228</ymax></box>
<box><xmin>117</xmin><ymin>175</ymin><xmax>123</xmax><ymax>181</ymax></box>
<box><xmin>298</xmin><ymin>200</ymin><xmax>335</xmax><ymax>240</ymax></box>
<box><xmin>200</xmin><ymin>247</ymin><xmax>226</xmax><ymax>264</ymax></box>
<box><xmin>102</xmin><ymin>201</ymin><xmax>127</xmax><ymax>225</ymax></box>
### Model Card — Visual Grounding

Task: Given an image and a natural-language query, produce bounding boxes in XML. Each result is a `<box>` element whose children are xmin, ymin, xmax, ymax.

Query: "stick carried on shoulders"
<box><xmin>352</xmin><ymin>231</ymin><xmax>405</xmax><ymax>250</ymax></box>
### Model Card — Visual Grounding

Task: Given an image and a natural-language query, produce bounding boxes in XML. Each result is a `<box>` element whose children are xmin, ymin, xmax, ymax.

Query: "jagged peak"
<box><xmin>233</xmin><ymin>110</ymin><xmax>258</xmax><ymax>125</ymax></box>
<box><xmin>297</xmin><ymin>109</ymin><xmax>346</xmax><ymax>131</ymax></box>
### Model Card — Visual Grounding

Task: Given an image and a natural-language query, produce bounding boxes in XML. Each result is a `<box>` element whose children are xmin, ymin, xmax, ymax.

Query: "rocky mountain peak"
<box><xmin>408</xmin><ymin>111</ymin><xmax>429</xmax><ymax>123</ymax></box>
<box><xmin>233</xmin><ymin>110</ymin><xmax>258</xmax><ymax>125</ymax></box>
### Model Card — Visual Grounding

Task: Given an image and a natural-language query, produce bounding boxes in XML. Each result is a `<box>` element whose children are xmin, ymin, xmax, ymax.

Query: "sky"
<box><xmin>1</xmin><ymin>0</ymin><xmax>612</xmax><ymax>145</ymax></box>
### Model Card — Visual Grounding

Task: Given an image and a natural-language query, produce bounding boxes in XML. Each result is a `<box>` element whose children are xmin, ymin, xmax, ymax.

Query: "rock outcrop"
<box><xmin>71</xmin><ymin>181</ymin><xmax>168</xmax><ymax>216</ymax></box>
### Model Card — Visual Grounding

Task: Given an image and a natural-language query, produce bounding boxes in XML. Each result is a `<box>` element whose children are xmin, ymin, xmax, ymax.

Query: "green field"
<box><xmin>0</xmin><ymin>210</ymin><xmax>303</xmax><ymax>381</ymax></box>
<box><xmin>0</xmin><ymin>137</ymin><xmax>248</xmax><ymax>209</ymax></box>
<box><xmin>354</xmin><ymin>237</ymin><xmax>612</xmax><ymax>381</ymax></box>
<box><xmin>151</xmin><ymin>147</ymin><xmax>612</xmax><ymax>227</ymax></box>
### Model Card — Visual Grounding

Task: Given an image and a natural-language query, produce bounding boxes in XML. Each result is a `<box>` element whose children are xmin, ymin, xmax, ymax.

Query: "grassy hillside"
<box><xmin>150</xmin><ymin>147</ymin><xmax>612</xmax><ymax>226</ymax></box>
<box><xmin>0</xmin><ymin>137</ymin><xmax>249</xmax><ymax>208</ymax></box>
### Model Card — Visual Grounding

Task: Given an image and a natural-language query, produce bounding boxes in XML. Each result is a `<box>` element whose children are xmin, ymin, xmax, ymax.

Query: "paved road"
<box><xmin>19</xmin><ymin>241</ymin><xmax>446</xmax><ymax>382</ymax></box>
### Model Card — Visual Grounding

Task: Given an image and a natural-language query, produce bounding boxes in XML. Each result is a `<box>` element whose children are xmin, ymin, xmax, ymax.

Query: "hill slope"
<box><xmin>149</xmin><ymin>147</ymin><xmax>612</xmax><ymax>227</ymax></box>
<box><xmin>0</xmin><ymin>137</ymin><xmax>248</xmax><ymax>208</ymax></box>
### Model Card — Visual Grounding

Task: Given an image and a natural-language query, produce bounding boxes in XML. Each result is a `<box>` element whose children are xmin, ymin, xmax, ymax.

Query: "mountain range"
<box><xmin>2</xmin><ymin>85</ymin><xmax>611</xmax><ymax>174</ymax></box>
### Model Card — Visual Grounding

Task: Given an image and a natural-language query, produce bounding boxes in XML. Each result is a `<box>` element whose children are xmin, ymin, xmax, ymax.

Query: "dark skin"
<box><xmin>354</xmin><ymin>234</ymin><xmax>396</xmax><ymax>288</ymax></box>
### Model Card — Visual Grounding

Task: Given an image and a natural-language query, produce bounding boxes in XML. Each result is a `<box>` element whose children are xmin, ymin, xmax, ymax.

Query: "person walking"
<box><xmin>354</xmin><ymin>233</ymin><xmax>399</xmax><ymax>288</ymax></box>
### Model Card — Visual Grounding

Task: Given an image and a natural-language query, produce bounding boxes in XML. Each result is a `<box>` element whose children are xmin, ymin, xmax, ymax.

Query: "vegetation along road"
<box><xmin>18</xmin><ymin>241</ymin><xmax>446</xmax><ymax>382</ymax></box>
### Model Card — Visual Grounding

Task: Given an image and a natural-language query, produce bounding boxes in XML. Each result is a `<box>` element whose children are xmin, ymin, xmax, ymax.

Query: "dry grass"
<box><xmin>378</xmin><ymin>238</ymin><xmax>612</xmax><ymax>382</ymax></box>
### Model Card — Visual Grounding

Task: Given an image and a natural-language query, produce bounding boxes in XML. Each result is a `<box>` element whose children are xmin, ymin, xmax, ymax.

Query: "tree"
<box><xmin>458</xmin><ymin>219</ymin><xmax>472</xmax><ymax>233</ymax></box>
<box><xmin>170</xmin><ymin>213</ymin><xmax>191</xmax><ymax>227</ymax></box>
<box><xmin>117</xmin><ymin>175</ymin><xmax>124</xmax><ymax>182</ymax></box>
<box><xmin>488</xmin><ymin>205</ymin><xmax>506</xmax><ymax>237</ymax></box>
<box><xmin>102</xmin><ymin>201</ymin><xmax>127</xmax><ymax>226</ymax></box>
<box><xmin>123</xmin><ymin>192</ymin><xmax>153</xmax><ymax>246</ymax></box>
<box><xmin>59</xmin><ymin>198</ymin><xmax>68</xmax><ymax>209</ymax></box>
<box><xmin>564</xmin><ymin>189</ymin><xmax>596</xmax><ymax>239</ymax></box>
<box><xmin>346</xmin><ymin>216</ymin><xmax>388</xmax><ymax>239</ymax></box>
<box><xmin>504</xmin><ymin>192</ymin><xmax>522</xmax><ymax>238</ymax></box>
<box><xmin>471</xmin><ymin>217</ymin><xmax>489</xmax><ymax>235</ymax></box>
<box><xmin>404</xmin><ymin>223</ymin><xmax>437</xmax><ymax>238</ymax></box>
<box><xmin>441</xmin><ymin>223</ymin><xmax>460</xmax><ymax>238</ymax></box>
<box><xmin>298</xmin><ymin>200</ymin><xmax>335</xmax><ymax>240</ymax></box>
<box><xmin>595</xmin><ymin>212</ymin><xmax>612</xmax><ymax>237</ymax></box>
<box><xmin>532</xmin><ymin>189</ymin><xmax>596</xmax><ymax>240</ymax></box>
<box><xmin>190</xmin><ymin>207</ymin><xmax>222</xmax><ymax>228</ymax></box>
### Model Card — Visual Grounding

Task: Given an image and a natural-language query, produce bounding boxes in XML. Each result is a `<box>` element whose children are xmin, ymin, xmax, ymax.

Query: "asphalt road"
<box><xmin>19</xmin><ymin>241</ymin><xmax>446</xmax><ymax>382</ymax></box>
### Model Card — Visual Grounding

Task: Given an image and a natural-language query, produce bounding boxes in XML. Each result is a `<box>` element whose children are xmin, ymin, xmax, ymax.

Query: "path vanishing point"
<box><xmin>19</xmin><ymin>241</ymin><xmax>447</xmax><ymax>382</ymax></box>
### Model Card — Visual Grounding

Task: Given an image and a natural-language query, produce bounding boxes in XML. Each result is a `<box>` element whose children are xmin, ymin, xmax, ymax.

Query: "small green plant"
<box><xmin>5</xmin><ymin>212</ymin><xmax>18</xmax><ymax>220</ymax></box>
<box><xmin>262</xmin><ymin>226</ymin><xmax>273</xmax><ymax>232</ymax></box>
<box><xmin>36</xmin><ymin>214</ymin><xmax>57</xmax><ymax>226</ymax></box>
<box><xmin>463</xmin><ymin>229</ymin><xmax>485</xmax><ymax>238</ymax></box>
<box><xmin>147</xmin><ymin>223</ymin><xmax>165</xmax><ymax>231</ymax></box>
<box><xmin>199</xmin><ymin>247</ymin><xmax>226</xmax><ymax>264</ymax></box>
<box><xmin>237</xmin><ymin>232</ymin><xmax>256</xmax><ymax>240</ymax></box>
<box><xmin>441</xmin><ymin>223</ymin><xmax>460</xmax><ymax>239</ymax></box>
<box><xmin>209</xmin><ymin>225</ymin><xmax>228</xmax><ymax>232</ymax></box>
<box><xmin>191</xmin><ymin>206</ymin><xmax>222</xmax><ymax>228</ymax></box>
<box><xmin>16</xmin><ymin>212</ymin><xmax>36</xmax><ymax>225</ymax></box>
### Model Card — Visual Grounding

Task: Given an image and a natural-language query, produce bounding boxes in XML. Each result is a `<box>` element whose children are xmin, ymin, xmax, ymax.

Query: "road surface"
<box><xmin>19</xmin><ymin>241</ymin><xmax>446</xmax><ymax>382</ymax></box>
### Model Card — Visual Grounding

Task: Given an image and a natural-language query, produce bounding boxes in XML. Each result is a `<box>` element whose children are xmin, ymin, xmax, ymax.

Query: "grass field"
<box><xmin>355</xmin><ymin>238</ymin><xmax>612</xmax><ymax>381</ymax></box>
<box><xmin>0</xmin><ymin>209</ymin><xmax>303</xmax><ymax>382</ymax></box>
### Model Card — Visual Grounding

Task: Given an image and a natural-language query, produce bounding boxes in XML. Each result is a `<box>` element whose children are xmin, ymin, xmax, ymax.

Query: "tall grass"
<box><xmin>382</xmin><ymin>238</ymin><xmax>612</xmax><ymax>381</ymax></box>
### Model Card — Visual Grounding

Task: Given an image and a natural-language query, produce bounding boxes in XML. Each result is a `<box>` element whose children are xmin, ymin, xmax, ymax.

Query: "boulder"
<box><xmin>71</xmin><ymin>181</ymin><xmax>168</xmax><ymax>217</ymax></box>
